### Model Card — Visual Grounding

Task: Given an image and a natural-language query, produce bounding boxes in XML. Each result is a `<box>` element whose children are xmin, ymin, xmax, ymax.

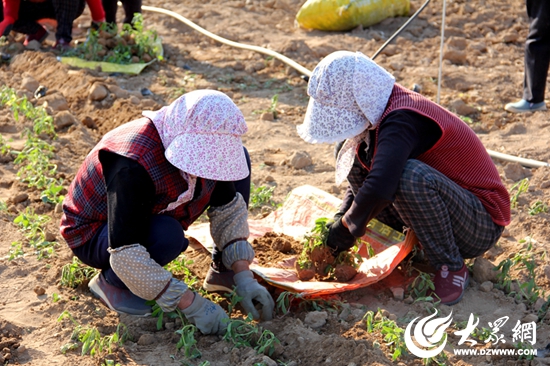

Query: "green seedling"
<box><xmin>13</xmin><ymin>207</ymin><xmax>57</xmax><ymax>259</ymax></box>
<box><xmin>224</xmin><ymin>287</ymin><xmax>244</xmax><ymax>315</ymax></box>
<box><xmin>363</xmin><ymin>309</ymin><xmax>407</xmax><ymax>361</ymax></box>
<box><xmin>472</xmin><ymin>327</ymin><xmax>492</xmax><ymax>342</ymax></box>
<box><xmin>250</xmin><ymin>184</ymin><xmax>277</xmax><ymax>209</ymax></box>
<box><xmin>223</xmin><ymin>315</ymin><xmax>280</xmax><ymax>356</ymax></box>
<box><xmin>60</xmin><ymin>257</ymin><xmax>99</xmax><ymax>288</ymax></box>
<box><xmin>408</xmin><ymin>270</ymin><xmax>440</xmax><ymax>305</ymax></box>
<box><xmin>0</xmin><ymin>86</ymin><xmax>56</xmax><ymax>138</ymax></box>
<box><xmin>529</xmin><ymin>200</ymin><xmax>548</xmax><ymax>215</ymax></box>
<box><xmin>52</xmin><ymin>293</ymin><xmax>61</xmax><ymax>303</ymax></box>
<box><xmin>8</xmin><ymin>241</ymin><xmax>24</xmax><ymax>260</ymax></box>
<box><xmin>254</xmin><ymin>329</ymin><xmax>280</xmax><ymax>357</ymax></box>
<box><xmin>58</xmin><ymin>311</ymin><xmax>129</xmax><ymax>356</ymax></box>
<box><xmin>252</xmin><ymin>94</ymin><xmax>279</xmax><ymax>119</ymax></box>
<box><xmin>509</xmin><ymin>178</ymin><xmax>529</xmax><ymax>208</ymax></box>
<box><xmin>175</xmin><ymin>322</ymin><xmax>201</xmax><ymax>359</ymax></box>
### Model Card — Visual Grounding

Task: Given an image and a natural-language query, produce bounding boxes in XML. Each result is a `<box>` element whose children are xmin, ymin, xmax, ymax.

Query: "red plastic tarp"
<box><xmin>186</xmin><ymin>185</ymin><xmax>416</xmax><ymax>297</ymax></box>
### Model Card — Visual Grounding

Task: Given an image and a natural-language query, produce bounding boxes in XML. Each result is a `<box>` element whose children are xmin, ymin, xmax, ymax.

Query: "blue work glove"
<box><xmin>182</xmin><ymin>292</ymin><xmax>229</xmax><ymax>335</ymax></box>
<box><xmin>234</xmin><ymin>270</ymin><xmax>274</xmax><ymax>321</ymax></box>
<box><xmin>326</xmin><ymin>216</ymin><xmax>357</xmax><ymax>255</ymax></box>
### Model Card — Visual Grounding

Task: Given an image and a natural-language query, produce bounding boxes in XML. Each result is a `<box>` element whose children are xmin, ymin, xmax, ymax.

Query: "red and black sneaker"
<box><xmin>23</xmin><ymin>26</ymin><xmax>48</xmax><ymax>46</ymax></box>
<box><xmin>432</xmin><ymin>263</ymin><xmax>469</xmax><ymax>305</ymax></box>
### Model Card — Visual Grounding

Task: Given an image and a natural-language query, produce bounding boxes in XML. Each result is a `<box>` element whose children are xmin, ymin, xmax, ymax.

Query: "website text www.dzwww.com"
<box><xmin>454</xmin><ymin>348</ymin><xmax>538</xmax><ymax>356</ymax></box>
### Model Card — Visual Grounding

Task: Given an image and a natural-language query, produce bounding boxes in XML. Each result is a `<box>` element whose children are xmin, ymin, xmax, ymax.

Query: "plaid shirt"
<box><xmin>60</xmin><ymin>118</ymin><xmax>216</xmax><ymax>249</ymax></box>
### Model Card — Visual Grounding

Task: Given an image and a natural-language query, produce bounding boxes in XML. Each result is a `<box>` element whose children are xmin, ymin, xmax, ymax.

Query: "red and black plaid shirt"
<box><xmin>60</xmin><ymin>118</ymin><xmax>215</xmax><ymax>249</ymax></box>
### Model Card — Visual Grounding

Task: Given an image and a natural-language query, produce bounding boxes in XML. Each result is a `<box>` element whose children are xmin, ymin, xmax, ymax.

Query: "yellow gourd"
<box><xmin>296</xmin><ymin>0</ymin><xmax>410</xmax><ymax>32</ymax></box>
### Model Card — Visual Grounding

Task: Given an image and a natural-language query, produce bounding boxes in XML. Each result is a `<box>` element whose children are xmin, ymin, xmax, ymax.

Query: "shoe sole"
<box><xmin>441</xmin><ymin>275</ymin><xmax>470</xmax><ymax>306</ymax></box>
<box><xmin>89</xmin><ymin>274</ymin><xmax>151</xmax><ymax>317</ymax></box>
<box><xmin>505</xmin><ymin>105</ymin><xmax>547</xmax><ymax>113</ymax></box>
<box><xmin>202</xmin><ymin>278</ymin><xmax>233</xmax><ymax>293</ymax></box>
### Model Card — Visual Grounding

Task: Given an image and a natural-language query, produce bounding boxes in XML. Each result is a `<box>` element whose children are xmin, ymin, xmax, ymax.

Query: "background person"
<box><xmin>297</xmin><ymin>51</ymin><xmax>510</xmax><ymax>306</ymax></box>
<box><xmin>102</xmin><ymin>0</ymin><xmax>141</xmax><ymax>25</ymax></box>
<box><xmin>0</xmin><ymin>0</ymin><xmax>85</xmax><ymax>48</ymax></box>
<box><xmin>504</xmin><ymin>0</ymin><xmax>549</xmax><ymax>113</ymax></box>
<box><xmin>60</xmin><ymin>90</ymin><xmax>274</xmax><ymax>334</ymax></box>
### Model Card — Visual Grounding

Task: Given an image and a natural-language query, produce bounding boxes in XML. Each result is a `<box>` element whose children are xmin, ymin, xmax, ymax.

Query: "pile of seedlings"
<box><xmin>295</xmin><ymin>217</ymin><xmax>362</xmax><ymax>282</ymax></box>
<box><xmin>64</xmin><ymin>14</ymin><xmax>161</xmax><ymax>64</ymax></box>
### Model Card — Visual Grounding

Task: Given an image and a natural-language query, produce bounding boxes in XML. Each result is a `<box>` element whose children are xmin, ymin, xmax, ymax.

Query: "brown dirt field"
<box><xmin>1</xmin><ymin>0</ymin><xmax>550</xmax><ymax>365</ymax></box>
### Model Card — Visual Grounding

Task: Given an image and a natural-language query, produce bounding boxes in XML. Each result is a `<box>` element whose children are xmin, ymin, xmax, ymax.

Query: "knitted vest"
<box><xmin>60</xmin><ymin>118</ymin><xmax>215</xmax><ymax>248</ymax></box>
<box><xmin>376</xmin><ymin>84</ymin><xmax>510</xmax><ymax>226</ymax></box>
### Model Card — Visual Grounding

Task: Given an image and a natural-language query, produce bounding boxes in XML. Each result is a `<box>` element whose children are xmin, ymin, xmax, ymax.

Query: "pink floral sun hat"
<box><xmin>143</xmin><ymin>90</ymin><xmax>249</xmax><ymax>182</ymax></box>
<box><xmin>296</xmin><ymin>51</ymin><xmax>395</xmax><ymax>184</ymax></box>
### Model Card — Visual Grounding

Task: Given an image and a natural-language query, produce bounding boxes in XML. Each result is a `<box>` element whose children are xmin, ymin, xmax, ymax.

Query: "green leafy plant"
<box><xmin>175</xmin><ymin>323</ymin><xmax>202</xmax><ymax>359</ymax></box>
<box><xmin>250</xmin><ymin>184</ymin><xmax>277</xmax><ymax>209</ymax></box>
<box><xmin>63</xmin><ymin>14</ymin><xmax>161</xmax><ymax>64</ymax></box>
<box><xmin>60</xmin><ymin>257</ymin><xmax>99</xmax><ymax>288</ymax></box>
<box><xmin>363</xmin><ymin>309</ymin><xmax>407</xmax><ymax>361</ymax></box>
<box><xmin>58</xmin><ymin>311</ymin><xmax>129</xmax><ymax>356</ymax></box>
<box><xmin>223</xmin><ymin>315</ymin><xmax>280</xmax><ymax>356</ymax></box>
<box><xmin>408</xmin><ymin>270</ymin><xmax>440</xmax><ymax>305</ymax></box>
<box><xmin>13</xmin><ymin>207</ymin><xmax>57</xmax><ymax>259</ymax></box>
<box><xmin>252</xmin><ymin>94</ymin><xmax>279</xmax><ymax>119</ymax></box>
<box><xmin>509</xmin><ymin>178</ymin><xmax>529</xmax><ymax>208</ymax></box>
<box><xmin>529</xmin><ymin>200</ymin><xmax>548</xmax><ymax>215</ymax></box>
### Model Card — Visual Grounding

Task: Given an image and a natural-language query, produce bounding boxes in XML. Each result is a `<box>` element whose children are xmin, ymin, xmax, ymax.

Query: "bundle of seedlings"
<box><xmin>64</xmin><ymin>14</ymin><xmax>161</xmax><ymax>64</ymax></box>
<box><xmin>295</xmin><ymin>217</ymin><xmax>362</xmax><ymax>282</ymax></box>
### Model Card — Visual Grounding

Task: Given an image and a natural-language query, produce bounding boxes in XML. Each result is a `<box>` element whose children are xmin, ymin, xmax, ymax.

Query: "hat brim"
<box><xmin>165</xmin><ymin>133</ymin><xmax>249</xmax><ymax>181</ymax></box>
<box><xmin>297</xmin><ymin>98</ymin><xmax>370</xmax><ymax>144</ymax></box>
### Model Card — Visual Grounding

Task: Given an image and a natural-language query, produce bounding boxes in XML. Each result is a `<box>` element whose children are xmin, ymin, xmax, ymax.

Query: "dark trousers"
<box><xmin>102</xmin><ymin>0</ymin><xmax>142</xmax><ymax>24</ymax></box>
<box><xmin>523</xmin><ymin>0</ymin><xmax>550</xmax><ymax>103</ymax></box>
<box><xmin>73</xmin><ymin>149</ymin><xmax>252</xmax><ymax>289</ymax></box>
<box><xmin>8</xmin><ymin>0</ymin><xmax>85</xmax><ymax>42</ymax></box>
<box><xmin>375</xmin><ymin>160</ymin><xmax>504</xmax><ymax>272</ymax></box>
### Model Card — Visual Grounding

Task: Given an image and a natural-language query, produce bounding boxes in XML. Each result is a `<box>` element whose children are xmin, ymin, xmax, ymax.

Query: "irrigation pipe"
<box><xmin>141</xmin><ymin>5</ymin><xmax>312</xmax><ymax>78</ymax></box>
<box><xmin>140</xmin><ymin>4</ymin><xmax>549</xmax><ymax>169</ymax></box>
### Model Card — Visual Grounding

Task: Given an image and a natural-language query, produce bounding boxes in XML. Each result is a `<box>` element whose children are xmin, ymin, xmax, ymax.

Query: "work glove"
<box><xmin>326</xmin><ymin>216</ymin><xmax>357</xmax><ymax>256</ymax></box>
<box><xmin>182</xmin><ymin>292</ymin><xmax>229</xmax><ymax>335</ymax></box>
<box><xmin>234</xmin><ymin>270</ymin><xmax>274</xmax><ymax>321</ymax></box>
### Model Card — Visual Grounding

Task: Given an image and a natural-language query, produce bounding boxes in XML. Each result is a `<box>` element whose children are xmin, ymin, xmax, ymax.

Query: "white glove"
<box><xmin>182</xmin><ymin>293</ymin><xmax>229</xmax><ymax>335</ymax></box>
<box><xmin>234</xmin><ymin>270</ymin><xmax>274</xmax><ymax>321</ymax></box>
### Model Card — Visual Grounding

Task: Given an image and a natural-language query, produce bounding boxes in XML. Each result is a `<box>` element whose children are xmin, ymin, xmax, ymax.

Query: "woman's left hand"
<box><xmin>234</xmin><ymin>270</ymin><xmax>274</xmax><ymax>321</ymax></box>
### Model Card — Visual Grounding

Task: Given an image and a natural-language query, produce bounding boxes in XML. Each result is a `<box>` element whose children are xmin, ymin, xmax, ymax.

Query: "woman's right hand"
<box><xmin>180</xmin><ymin>292</ymin><xmax>229</xmax><ymax>335</ymax></box>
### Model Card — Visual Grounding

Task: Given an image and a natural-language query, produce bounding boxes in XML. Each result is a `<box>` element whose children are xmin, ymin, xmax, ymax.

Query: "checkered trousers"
<box><xmin>376</xmin><ymin>159</ymin><xmax>504</xmax><ymax>271</ymax></box>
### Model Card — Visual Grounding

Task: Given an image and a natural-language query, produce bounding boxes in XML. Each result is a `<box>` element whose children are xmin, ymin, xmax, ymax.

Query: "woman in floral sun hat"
<box><xmin>297</xmin><ymin>51</ymin><xmax>510</xmax><ymax>306</ymax></box>
<box><xmin>60</xmin><ymin>90</ymin><xmax>274</xmax><ymax>334</ymax></box>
